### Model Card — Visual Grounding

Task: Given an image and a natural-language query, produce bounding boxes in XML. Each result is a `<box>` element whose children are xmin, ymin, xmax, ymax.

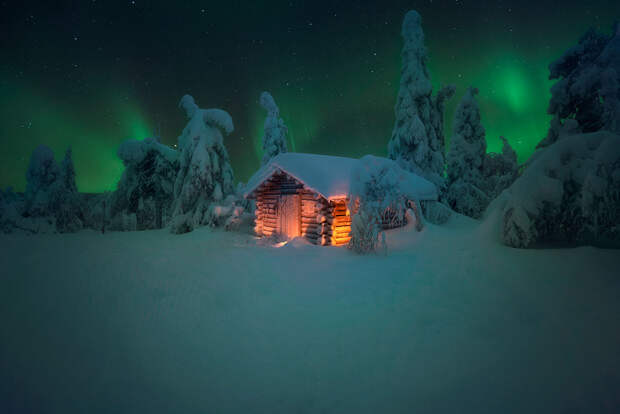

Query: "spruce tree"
<box><xmin>260</xmin><ymin>91</ymin><xmax>288</xmax><ymax>166</ymax></box>
<box><xmin>446</xmin><ymin>87</ymin><xmax>489</xmax><ymax>218</ymax></box>
<box><xmin>388</xmin><ymin>10</ymin><xmax>455</xmax><ymax>194</ymax></box>
<box><xmin>170</xmin><ymin>94</ymin><xmax>235</xmax><ymax>233</ymax></box>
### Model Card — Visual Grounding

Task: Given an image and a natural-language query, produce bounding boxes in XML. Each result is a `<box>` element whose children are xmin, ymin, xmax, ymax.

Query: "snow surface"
<box><xmin>244</xmin><ymin>153</ymin><xmax>437</xmax><ymax>202</ymax></box>
<box><xmin>1</xmin><ymin>219</ymin><xmax>619</xmax><ymax>413</ymax></box>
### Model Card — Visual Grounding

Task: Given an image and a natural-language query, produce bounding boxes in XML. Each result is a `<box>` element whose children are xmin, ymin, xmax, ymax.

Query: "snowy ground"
<box><xmin>1</xmin><ymin>216</ymin><xmax>619</xmax><ymax>413</ymax></box>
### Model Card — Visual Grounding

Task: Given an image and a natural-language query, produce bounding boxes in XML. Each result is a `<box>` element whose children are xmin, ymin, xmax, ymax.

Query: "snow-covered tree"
<box><xmin>387</xmin><ymin>10</ymin><xmax>455</xmax><ymax>194</ymax></box>
<box><xmin>446</xmin><ymin>87</ymin><xmax>489</xmax><ymax>218</ymax></box>
<box><xmin>487</xmin><ymin>131</ymin><xmax>620</xmax><ymax>248</ymax></box>
<box><xmin>11</xmin><ymin>145</ymin><xmax>85</xmax><ymax>233</ymax></box>
<box><xmin>54</xmin><ymin>148</ymin><xmax>84</xmax><ymax>232</ymax></box>
<box><xmin>538</xmin><ymin>24</ymin><xmax>620</xmax><ymax>149</ymax></box>
<box><xmin>349</xmin><ymin>206</ymin><xmax>381</xmax><ymax>254</ymax></box>
<box><xmin>108</xmin><ymin>137</ymin><xmax>179</xmax><ymax>231</ymax></box>
<box><xmin>170</xmin><ymin>94</ymin><xmax>235</xmax><ymax>234</ymax></box>
<box><xmin>0</xmin><ymin>187</ymin><xmax>21</xmax><ymax>233</ymax></box>
<box><xmin>24</xmin><ymin>145</ymin><xmax>61</xmax><ymax>217</ymax></box>
<box><xmin>260</xmin><ymin>91</ymin><xmax>288</xmax><ymax>166</ymax></box>
<box><xmin>483</xmin><ymin>136</ymin><xmax>519</xmax><ymax>200</ymax></box>
<box><xmin>348</xmin><ymin>155</ymin><xmax>427</xmax><ymax>253</ymax></box>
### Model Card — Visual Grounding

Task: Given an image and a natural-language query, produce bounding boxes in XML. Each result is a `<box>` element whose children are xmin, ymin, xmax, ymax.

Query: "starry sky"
<box><xmin>1</xmin><ymin>0</ymin><xmax>618</xmax><ymax>192</ymax></box>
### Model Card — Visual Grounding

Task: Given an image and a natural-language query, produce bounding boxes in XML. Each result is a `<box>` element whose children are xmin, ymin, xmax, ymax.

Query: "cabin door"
<box><xmin>278</xmin><ymin>194</ymin><xmax>300</xmax><ymax>238</ymax></box>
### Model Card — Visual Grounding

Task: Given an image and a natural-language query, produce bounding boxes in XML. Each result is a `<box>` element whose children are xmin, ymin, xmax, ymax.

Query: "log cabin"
<box><xmin>243</xmin><ymin>153</ymin><xmax>437</xmax><ymax>246</ymax></box>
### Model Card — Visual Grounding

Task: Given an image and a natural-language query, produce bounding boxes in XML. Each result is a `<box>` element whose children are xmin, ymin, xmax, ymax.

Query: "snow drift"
<box><xmin>487</xmin><ymin>131</ymin><xmax>620</xmax><ymax>248</ymax></box>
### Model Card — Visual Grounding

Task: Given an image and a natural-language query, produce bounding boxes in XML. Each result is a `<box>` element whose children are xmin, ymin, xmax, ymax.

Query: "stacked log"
<box><xmin>316</xmin><ymin>199</ymin><xmax>333</xmax><ymax>245</ymax></box>
<box><xmin>330</xmin><ymin>200</ymin><xmax>352</xmax><ymax>246</ymax></box>
<box><xmin>300</xmin><ymin>190</ymin><xmax>329</xmax><ymax>245</ymax></box>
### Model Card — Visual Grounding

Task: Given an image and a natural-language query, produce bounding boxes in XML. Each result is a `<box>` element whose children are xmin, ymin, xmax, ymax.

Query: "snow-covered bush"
<box><xmin>419</xmin><ymin>200</ymin><xmax>452</xmax><ymax>225</ymax></box>
<box><xmin>260</xmin><ymin>91</ymin><xmax>288</xmax><ymax>166</ymax></box>
<box><xmin>170</xmin><ymin>94</ymin><xmax>235</xmax><ymax>234</ymax></box>
<box><xmin>348</xmin><ymin>155</ymin><xmax>427</xmax><ymax>253</ymax></box>
<box><xmin>108</xmin><ymin>137</ymin><xmax>178</xmax><ymax>231</ymax></box>
<box><xmin>489</xmin><ymin>131</ymin><xmax>620</xmax><ymax>248</ymax></box>
<box><xmin>446</xmin><ymin>87</ymin><xmax>489</xmax><ymax>218</ymax></box>
<box><xmin>349</xmin><ymin>205</ymin><xmax>381</xmax><ymax>254</ymax></box>
<box><xmin>388</xmin><ymin>10</ymin><xmax>455</xmax><ymax>194</ymax></box>
<box><xmin>538</xmin><ymin>24</ymin><xmax>620</xmax><ymax>149</ymax></box>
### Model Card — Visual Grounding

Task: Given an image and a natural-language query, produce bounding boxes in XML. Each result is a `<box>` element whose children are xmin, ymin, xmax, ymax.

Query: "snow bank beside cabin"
<box><xmin>486</xmin><ymin>131</ymin><xmax>620</xmax><ymax>248</ymax></box>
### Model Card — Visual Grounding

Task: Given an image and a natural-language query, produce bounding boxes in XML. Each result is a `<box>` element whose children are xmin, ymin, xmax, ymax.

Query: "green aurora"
<box><xmin>1</xmin><ymin>1</ymin><xmax>616</xmax><ymax>192</ymax></box>
<box><xmin>0</xmin><ymin>81</ymin><xmax>152</xmax><ymax>192</ymax></box>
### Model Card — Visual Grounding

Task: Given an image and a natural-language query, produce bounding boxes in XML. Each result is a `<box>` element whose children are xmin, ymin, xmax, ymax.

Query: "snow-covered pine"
<box><xmin>482</xmin><ymin>136</ymin><xmax>519</xmax><ymax>200</ymax></box>
<box><xmin>108</xmin><ymin>137</ymin><xmax>178</xmax><ymax>231</ymax></box>
<box><xmin>0</xmin><ymin>187</ymin><xmax>23</xmax><ymax>233</ymax></box>
<box><xmin>170</xmin><ymin>94</ymin><xmax>235</xmax><ymax>234</ymax></box>
<box><xmin>260</xmin><ymin>91</ymin><xmax>288</xmax><ymax>166</ymax></box>
<box><xmin>5</xmin><ymin>145</ymin><xmax>85</xmax><ymax>233</ymax></box>
<box><xmin>538</xmin><ymin>24</ymin><xmax>620</xmax><ymax>149</ymax></box>
<box><xmin>486</xmin><ymin>131</ymin><xmax>620</xmax><ymax>248</ymax></box>
<box><xmin>387</xmin><ymin>10</ymin><xmax>455</xmax><ymax>196</ymax></box>
<box><xmin>446</xmin><ymin>87</ymin><xmax>490</xmax><ymax>219</ymax></box>
<box><xmin>54</xmin><ymin>148</ymin><xmax>85</xmax><ymax>232</ymax></box>
<box><xmin>24</xmin><ymin>145</ymin><xmax>61</xmax><ymax>218</ymax></box>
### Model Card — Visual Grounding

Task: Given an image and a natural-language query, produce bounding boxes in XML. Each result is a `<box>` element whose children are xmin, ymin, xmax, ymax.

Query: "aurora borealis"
<box><xmin>1</xmin><ymin>0</ymin><xmax>618</xmax><ymax>192</ymax></box>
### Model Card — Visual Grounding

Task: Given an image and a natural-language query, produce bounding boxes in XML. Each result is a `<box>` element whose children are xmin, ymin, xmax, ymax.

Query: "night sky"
<box><xmin>1</xmin><ymin>1</ymin><xmax>618</xmax><ymax>192</ymax></box>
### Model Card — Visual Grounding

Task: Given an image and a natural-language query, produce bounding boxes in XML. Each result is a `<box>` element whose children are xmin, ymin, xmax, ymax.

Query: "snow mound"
<box><xmin>486</xmin><ymin>131</ymin><xmax>620</xmax><ymax>248</ymax></box>
<box><xmin>356</xmin><ymin>155</ymin><xmax>437</xmax><ymax>201</ymax></box>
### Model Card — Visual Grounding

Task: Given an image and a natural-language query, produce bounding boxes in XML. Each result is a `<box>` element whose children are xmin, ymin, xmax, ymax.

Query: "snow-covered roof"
<box><xmin>243</xmin><ymin>152</ymin><xmax>437</xmax><ymax>201</ymax></box>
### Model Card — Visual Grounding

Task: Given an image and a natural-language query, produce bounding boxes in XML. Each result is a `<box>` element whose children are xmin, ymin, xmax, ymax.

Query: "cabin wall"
<box><xmin>254</xmin><ymin>173</ymin><xmax>302</xmax><ymax>237</ymax></box>
<box><xmin>252</xmin><ymin>172</ymin><xmax>353</xmax><ymax>246</ymax></box>
<box><xmin>253</xmin><ymin>176</ymin><xmax>417</xmax><ymax>246</ymax></box>
<box><xmin>324</xmin><ymin>200</ymin><xmax>351</xmax><ymax>246</ymax></box>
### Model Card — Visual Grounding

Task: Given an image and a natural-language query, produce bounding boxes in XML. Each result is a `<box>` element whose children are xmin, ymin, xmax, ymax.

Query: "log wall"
<box><xmin>251</xmin><ymin>171</ymin><xmax>352</xmax><ymax>246</ymax></box>
<box><xmin>329</xmin><ymin>200</ymin><xmax>352</xmax><ymax>246</ymax></box>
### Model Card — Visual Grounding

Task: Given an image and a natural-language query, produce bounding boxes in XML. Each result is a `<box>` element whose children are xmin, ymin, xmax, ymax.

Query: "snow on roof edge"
<box><xmin>244</xmin><ymin>163</ymin><xmax>332</xmax><ymax>201</ymax></box>
<box><xmin>243</xmin><ymin>152</ymin><xmax>437</xmax><ymax>202</ymax></box>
